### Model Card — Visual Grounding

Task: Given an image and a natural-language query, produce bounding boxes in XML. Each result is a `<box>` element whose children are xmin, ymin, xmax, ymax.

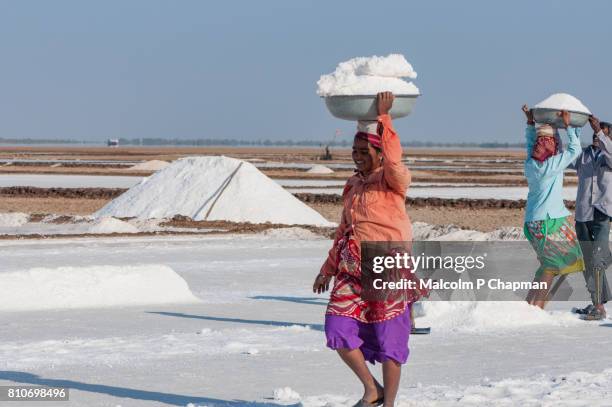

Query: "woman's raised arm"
<box><xmin>377</xmin><ymin>93</ymin><xmax>411</xmax><ymax>195</ymax></box>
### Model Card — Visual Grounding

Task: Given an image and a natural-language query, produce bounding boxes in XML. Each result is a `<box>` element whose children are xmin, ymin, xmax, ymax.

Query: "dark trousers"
<box><xmin>575</xmin><ymin>208</ymin><xmax>612</xmax><ymax>305</ymax></box>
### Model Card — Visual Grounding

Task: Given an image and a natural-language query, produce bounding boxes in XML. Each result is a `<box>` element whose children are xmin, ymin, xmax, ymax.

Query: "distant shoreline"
<box><xmin>0</xmin><ymin>139</ymin><xmax>526</xmax><ymax>149</ymax></box>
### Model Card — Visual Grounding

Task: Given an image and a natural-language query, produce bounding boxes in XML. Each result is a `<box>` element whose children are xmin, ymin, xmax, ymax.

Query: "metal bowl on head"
<box><xmin>324</xmin><ymin>94</ymin><xmax>419</xmax><ymax>121</ymax></box>
<box><xmin>532</xmin><ymin>108</ymin><xmax>590</xmax><ymax>128</ymax></box>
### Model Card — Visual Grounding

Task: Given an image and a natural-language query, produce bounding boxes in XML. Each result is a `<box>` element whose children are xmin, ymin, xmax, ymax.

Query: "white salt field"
<box><xmin>288</xmin><ymin>186</ymin><xmax>579</xmax><ymax>201</ymax></box>
<box><xmin>253</xmin><ymin>161</ymin><xmax>525</xmax><ymax>172</ymax></box>
<box><xmin>0</xmin><ymin>174</ymin><xmax>518</xmax><ymax>191</ymax></box>
<box><xmin>0</xmin><ymin>174</ymin><xmax>347</xmax><ymax>189</ymax></box>
<box><xmin>1</xmin><ymin>233</ymin><xmax>611</xmax><ymax>406</ymax></box>
<box><xmin>0</xmin><ymin>174</ymin><xmax>145</xmax><ymax>188</ymax></box>
<box><xmin>0</xmin><ymin>159</ymin><xmax>139</xmax><ymax>166</ymax></box>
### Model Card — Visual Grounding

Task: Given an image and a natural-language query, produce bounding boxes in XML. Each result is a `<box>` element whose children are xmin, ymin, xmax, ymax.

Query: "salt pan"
<box><xmin>534</xmin><ymin>93</ymin><xmax>591</xmax><ymax>114</ymax></box>
<box><xmin>317</xmin><ymin>53</ymin><xmax>419</xmax><ymax>96</ymax></box>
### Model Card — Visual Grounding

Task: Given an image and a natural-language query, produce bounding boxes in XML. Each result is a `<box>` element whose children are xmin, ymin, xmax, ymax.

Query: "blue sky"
<box><xmin>0</xmin><ymin>0</ymin><xmax>610</xmax><ymax>143</ymax></box>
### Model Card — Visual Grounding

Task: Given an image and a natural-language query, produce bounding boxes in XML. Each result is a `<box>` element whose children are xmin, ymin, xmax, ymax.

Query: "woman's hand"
<box><xmin>557</xmin><ymin>110</ymin><xmax>571</xmax><ymax>128</ymax></box>
<box><xmin>313</xmin><ymin>273</ymin><xmax>332</xmax><ymax>294</ymax></box>
<box><xmin>377</xmin><ymin>92</ymin><xmax>394</xmax><ymax>115</ymax></box>
<box><xmin>522</xmin><ymin>104</ymin><xmax>535</xmax><ymax>125</ymax></box>
<box><xmin>589</xmin><ymin>115</ymin><xmax>602</xmax><ymax>133</ymax></box>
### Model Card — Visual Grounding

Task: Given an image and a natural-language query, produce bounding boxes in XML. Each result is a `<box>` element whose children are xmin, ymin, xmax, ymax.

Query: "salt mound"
<box><xmin>306</xmin><ymin>164</ymin><xmax>334</xmax><ymax>174</ymax></box>
<box><xmin>535</xmin><ymin>93</ymin><xmax>591</xmax><ymax>114</ymax></box>
<box><xmin>317</xmin><ymin>53</ymin><xmax>420</xmax><ymax>96</ymax></box>
<box><xmin>0</xmin><ymin>212</ymin><xmax>29</xmax><ymax>227</ymax></box>
<box><xmin>87</xmin><ymin>217</ymin><xmax>139</xmax><ymax>234</ymax></box>
<box><xmin>421</xmin><ymin>301</ymin><xmax>580</xmax><ymax>332</ymax></box>
<box><xmin>412</xmin><ymin>222</ymin><xmax>527</xmax><ymax>241</ymax></box>
<box><xmin>437</xmin><ymin>229</ymin><xmax>488</xmax><ymax>241</ymax></box>
<box><xmin>129</xmin><ymin>160</ymin><xmax>170</xmax><ymax>171</ymax></box>
<box><xmin>486</xmin><ymin>226</ymin><xmax>525</xmax><ymax>241</ymax></box>
<box><xmin>273</xmin><ymin>387</ymin><xmax>301</xmax><ymax>403</ymax></box>
<box><xmin>0</xmin><ymin>265</ymin><xmax>200</xmax><ymax>311</ymax></box>
<box><xmin>95</xmin><ymin>156</ymin><xmax>334</xmax><ymax>227</ymax></box>
<box><xmin>412</xmin><ymin>222</ymin><xmax>463</xmax><ymax>240</ymax></box>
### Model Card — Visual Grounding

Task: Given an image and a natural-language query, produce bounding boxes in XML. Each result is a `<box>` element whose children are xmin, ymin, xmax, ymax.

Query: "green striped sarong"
<box><xmin>524</xmin><ymin>216</ymin><xmax>585</xmax><ymax>279</ymax></box>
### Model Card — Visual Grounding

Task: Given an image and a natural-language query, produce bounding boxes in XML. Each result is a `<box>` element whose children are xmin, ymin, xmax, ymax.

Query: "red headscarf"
<box><xmin>354</xmin><ymin>132</ymin><xmax>382</xmax><ymax>150</ymax></box>
<box><xmin>531</xmin><ymin>135</ymin><xmax>558</xmax><ymax>162</ymax></box>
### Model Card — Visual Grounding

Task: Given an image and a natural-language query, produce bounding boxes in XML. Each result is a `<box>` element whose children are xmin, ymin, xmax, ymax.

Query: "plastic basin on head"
<box><xmin>324</xmin><ymin>95</ymin><xmax>419</xmax><ymax>121</ymax></box>
<box><xmin>532</xmin><ymin>108</ymin><xmax>590</xmax><ymax>128</ymax></box>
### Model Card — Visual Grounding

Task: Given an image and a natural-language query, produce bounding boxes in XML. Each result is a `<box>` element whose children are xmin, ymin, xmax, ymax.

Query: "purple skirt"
<box><xmin>324</xmin><ymin>306</ymin><xmax>411</xmax><ymax>365</ymax></box>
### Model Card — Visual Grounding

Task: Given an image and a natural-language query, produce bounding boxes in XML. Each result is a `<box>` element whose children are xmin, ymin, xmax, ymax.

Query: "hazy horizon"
<box><xmin>0</xmin><ymin>0</ymin><xmax>610</xmax><ymax>144</ymax></box>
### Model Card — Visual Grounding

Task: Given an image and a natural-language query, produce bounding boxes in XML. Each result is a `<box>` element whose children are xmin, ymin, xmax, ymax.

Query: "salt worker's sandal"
<box><xmin>581</xmin><ymin>308</ymin><xmax>606</xmax><ymax>321</ymax></box>
<box><xmin>352</xmin><ymin>397</ymin><xmax>384</xmax><ymax>407</ymax></box>
<box><xmin>572</xmin><ymin>304</ymin><xmax>594</xmax><ymax>315</ymax></box>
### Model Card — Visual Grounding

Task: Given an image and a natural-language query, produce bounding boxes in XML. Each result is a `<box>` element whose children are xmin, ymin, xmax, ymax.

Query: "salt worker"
<box><xmin>313</xmin><ymin>92</ymin><xmax>425</xmax><ymax>407</ymax></box>
<box><xmin>568</xmin><ymin>117</ymin><xmax>612</xmax><ymax>320</ymax></box>
<box><xmin>522</xmin><ymin>105</ymin><xmax>585</xmax><ymax>309</ymax></box>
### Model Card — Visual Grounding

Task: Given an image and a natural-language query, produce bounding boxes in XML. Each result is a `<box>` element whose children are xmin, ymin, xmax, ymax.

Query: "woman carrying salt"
<box><xmin>313</xmin><ymin>92</ymin><xmax>425</xmax><ymax>407</ymax></box>
<box><xmin>522</xmin><ymin>105</ymin><xmax>585</xmax><ymax>308</ymax></box>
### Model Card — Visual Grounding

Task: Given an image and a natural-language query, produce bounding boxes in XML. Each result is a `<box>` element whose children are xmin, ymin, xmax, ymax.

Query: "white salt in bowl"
<box><xmin>323</xmin><ymin>94</ymin><xmax>419</xmax><ymax>121</ymax></box>
<box><xmin>532</xmin><ymin>108</ymin><xmax>590</xmax><ymax>128</ymax></box>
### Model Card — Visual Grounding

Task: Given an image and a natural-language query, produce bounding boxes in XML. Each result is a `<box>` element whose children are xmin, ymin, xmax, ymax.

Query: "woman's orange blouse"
<box><xmin>320</xmin><ymin>114</ymin><xmax>412</xmax><ymax>277</ymax></box>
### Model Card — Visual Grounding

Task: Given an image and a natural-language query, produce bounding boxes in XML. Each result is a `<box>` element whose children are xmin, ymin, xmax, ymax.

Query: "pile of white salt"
<box><xmin>534</xmin><ymin>93</ymin><xmax>591</xmax><ymax>114</ymax></box>
<box><xmin>306</xmin><ymin>164</ymin><xmax>334</xmax><ymax>174</ymax></box>
<box><xmin>95</xmin><ymin>156</ymin><xmax>334</xmax><ymax>227</ymax></box>
<box><xmin>317</xmin><ymin>54</ymin><xmax>419</xmax><ymax>97</ymax></box>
